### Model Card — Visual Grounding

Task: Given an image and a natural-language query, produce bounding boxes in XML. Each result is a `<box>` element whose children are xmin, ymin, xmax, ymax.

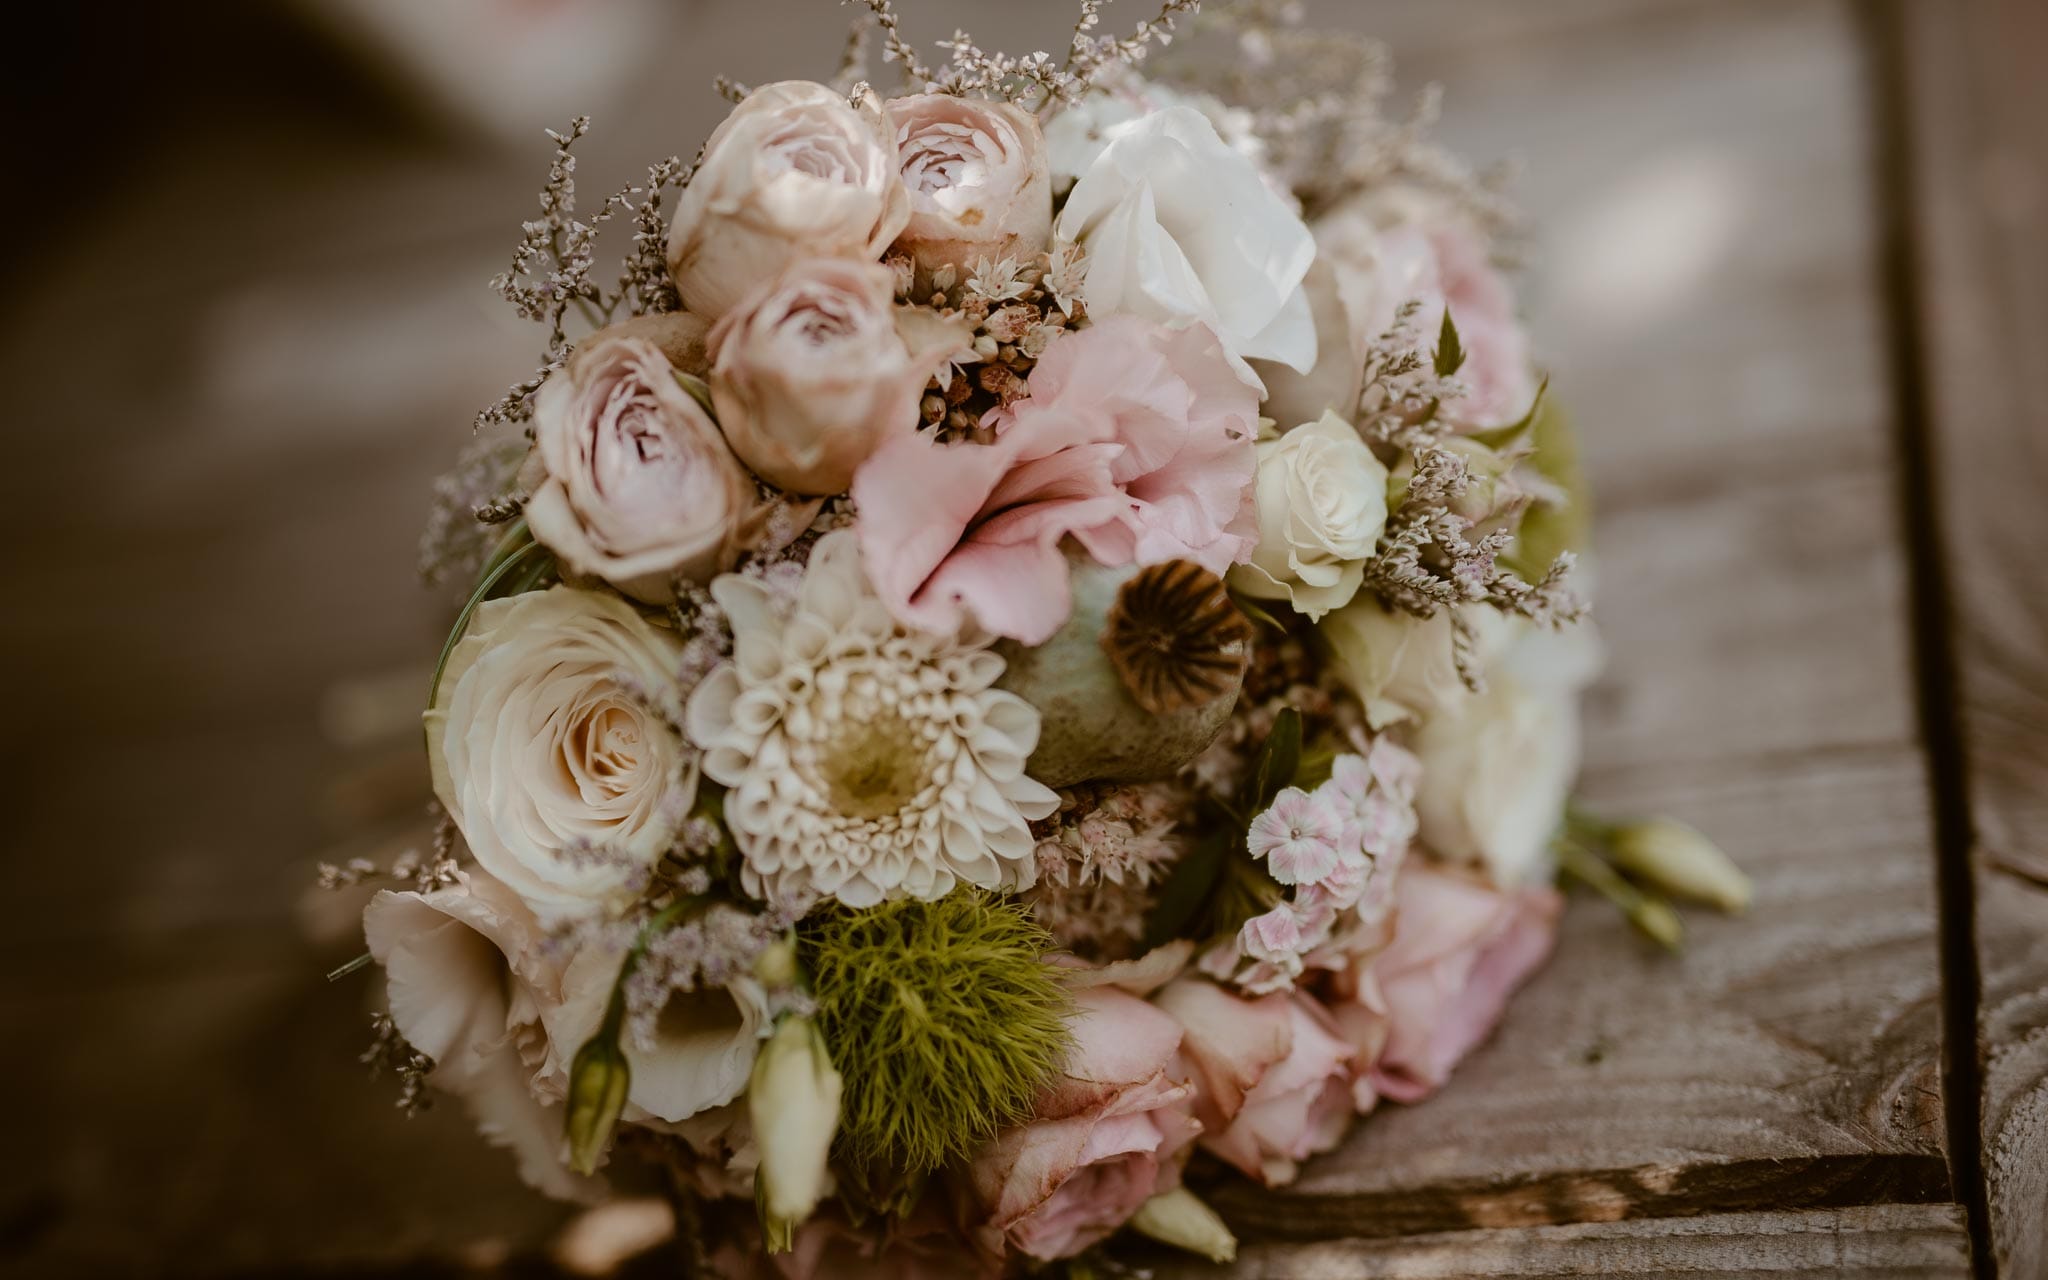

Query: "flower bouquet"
<box><xmin>334</xmin><ymin>2</ymin><xmax>1753</xmax><ymax>1273</ymax></box>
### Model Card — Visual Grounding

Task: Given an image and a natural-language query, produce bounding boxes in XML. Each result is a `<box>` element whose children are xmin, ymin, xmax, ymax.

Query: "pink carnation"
<box><xmin>1246</xmin><ymin>786</ymin><xmax>1346</xmax><ymax>886</ymax></box>
<box><xmin>852</xmin><ymin>315</ymin><xmax>1257</xmax><ymax>643</ymax></box>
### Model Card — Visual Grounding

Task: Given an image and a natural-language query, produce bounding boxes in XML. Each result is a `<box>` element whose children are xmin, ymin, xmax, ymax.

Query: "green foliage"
<box><xmin>800</xmin><ymin>892</ymin><xmax>1072</xmax><ymax>1174</ymax></box>
<box><xmin>1433</xmin><ymin>306</ymin><xmax>1467</xmax><ymax>377</ymax></box>
<box><xmin>1504</xmin><ymin>392</ymin><xmax>1593</xmax><ymax>583</ymax></box>
<box><xmin>427</xmin><ymin>520</ymin><xmax>557</xmax><ymax>709</ymax></box>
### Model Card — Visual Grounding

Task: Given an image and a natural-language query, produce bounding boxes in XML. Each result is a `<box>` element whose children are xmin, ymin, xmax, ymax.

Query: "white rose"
<box><xmin>1044</xmin><ymin>80</ymin><xmax>1268</xmax><ymax>188</ymax></box>
<box><xmin>542</xmin><ymin>918</ymin><xmax>772</xmax><ymax>1124</ymax></box>
<box><xmin>527</xmin><ymin>324</ymin><xmax>758</xmax><ymax>604</ymax></box>
<box><xmin>1319</xmin><ymin>601</ymin><xmax>1518</xmax><ymax>729</ymax></box>
<box><xmin>1411</xmin><ymin>671</ymin><xmax>1580</xmax><ymax>887</ymax></box>
<box><xmin>1228</xmin><ymin>410</ymin><xmax>1389</xmax><ymax>619</ymax></box>
<box><xmin>708</xmin><ymin>258</ymin><xmax>964</xmax><ymax>495</ymax></box>
<box><xmin>1055</xmin><ymin>106</ymin><xmax>1317</xmax><ymax>385</ymax></box>
<box><xmin>887</xmin><ymin>93</ymin><xmax>1052</xmax><ymax>287</ymax></box>
<box><xmin>426</xmin><ymin>586</ymin><xmax>695</xmax><ymax>921</ymax></box>
<box><xmin>364</xmin><ymin>869</ymin><xmax>599</xmax><ymax>1201</ymax></box>
<box><xmin>667</xmin><ymin>81</ymin><xmax>910</xmax><ymax>319</ymax></box>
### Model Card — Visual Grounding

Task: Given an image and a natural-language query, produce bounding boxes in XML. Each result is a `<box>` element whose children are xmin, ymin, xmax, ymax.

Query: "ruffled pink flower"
<box><xmin>852</xmin><ymin>316</ymin><xmax>1257</xmax><ymax>643</ymax></box>
<box><xmin>968</xmin><ymin>986</ymin><xmax>1200</xmax><ymax>1261</ymax></box>
<box><xmin>1328</xmin><ymin>862</ymin><xmax>1563</xmax><ymax>1107</ymax></box>
<box><xmin>1154</xmin><ymin>979</ymin><xmax>1354</xmax><ymax>1186</ymax></box>
<box><xmin>1246</xmin><ymin>786</ymin><xmax>1345</xmax><ymax>886</ymax></box>
<box><xmin>1361</xmin><ymin>223</ymin><xmax>1535</xmax><ymax>432</ymax></box>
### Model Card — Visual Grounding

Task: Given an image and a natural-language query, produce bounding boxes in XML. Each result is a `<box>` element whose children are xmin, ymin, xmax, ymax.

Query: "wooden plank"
<box><xmin>1889</xmin><ymin>0</ymin><xmax>2048</xmax><ymax>1273</ymax></box>
<box><xmin>1144</xmin><ymin>1206</ymin><xmax>1973</xmax><ymax>1279</ymax></box>
<box><xmin>1204</xmin><ymin>749</ymin><xmax>1948</xmax><ymax>1242</ymax></box>
<box><xmin>1192</xmin><ymin>0</ymin><xmax>1953</xmax><ymax>1250</ymax></box>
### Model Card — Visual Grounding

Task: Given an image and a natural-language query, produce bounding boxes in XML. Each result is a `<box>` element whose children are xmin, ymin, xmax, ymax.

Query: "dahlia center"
<box><xmin>812</xmin><ymin>706</ymin><xmax>932</xmax><ymax>820</ymax></box>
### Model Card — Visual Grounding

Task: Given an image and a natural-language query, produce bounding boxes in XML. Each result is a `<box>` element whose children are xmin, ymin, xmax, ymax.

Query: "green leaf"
<box><xmin>1229</xmin><ymin>593</ymin><xmax>1291</xmax><ymax>633</ymax></box>
<box><xmin>1468</xmin><ymin>375</ymin><xmax>1550</xmax><ymax>453</ymax></box>
<box><xmin>1433</xmin><ymin>307</ymin><xmax>1467</xmax><ymax>378</ymax></box>
<box><xmin>1247</xmin><ymin>707</ymin><xmax>1303</xmax><ymax>813</ymax></box>
<box><xmin>1142</xmin><ymin>826</ymin><xmax>1232</xmax><ymax>950</ymax></box>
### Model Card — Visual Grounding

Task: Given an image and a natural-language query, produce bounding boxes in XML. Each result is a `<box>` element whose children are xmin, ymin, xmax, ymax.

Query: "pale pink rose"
<box><xmin>708</xmin><ymin>258</ymin><xmax>964</xmax><ymax>494</ymax></box>
<box><xmin>1246</xmin><ymin>786</ymin><xmax>1346</xmax><ymax>886</ymax></box>
<box><xmin>1317</xmin><ymin>201</ymin><xmax>1535</xmax><ymax>431</ymax></box>
<box><xmin>887</xmin><ymin>93</ymin><xmax>1052</xmax><ymax>286</ymax></box>
<box><xmin>527</xmin><ymin>328</ymin><xmax>758</xmax><ymax>604</ymax></box>
<box><xmin>969</xmin><ymin>986</ymin><xmax>1200</xmax><ymax>1261</ymax></box>
<box><xmin>668</xmin><ymin>81</ymin><xmax>910</xmax><ymax>319</ymax></box>
<box><xmin>1154</xmin><ymin>979</ymin><xmax>1354</xmax><ymax>1186</ymax></box>
<box><xmin>1336</xmin><ymin>862</ymin><xmax>1562</xmax><ymax>1105</ymax></box>
<box><xmin>852</xmin><ymin>316</ymin><xmax>1256</xmax><ymax>643</ymax></box>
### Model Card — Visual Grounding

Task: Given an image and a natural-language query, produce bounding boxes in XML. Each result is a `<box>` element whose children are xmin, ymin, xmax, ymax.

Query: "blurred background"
<box><xmin>0</xmin><ymin>0</ymin><xmax>1974</xmax><ymax>1274</ymax></box>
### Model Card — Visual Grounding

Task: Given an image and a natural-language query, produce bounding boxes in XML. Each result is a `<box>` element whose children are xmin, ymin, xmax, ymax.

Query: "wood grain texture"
<box><xmin>1892</xmin><ymin>0</ymin><xmax>2048</xmax><ymax>1272</ymax></box>
<box><xmin>1192</xmin><ymin>0</ymin><xmax>1952</xmax><ymax>1248</ymax></box>
<box><xmin>1143</xmin><ymin>1206</ymin><xmax>1973</xmax><ymax>1279</ymax></box>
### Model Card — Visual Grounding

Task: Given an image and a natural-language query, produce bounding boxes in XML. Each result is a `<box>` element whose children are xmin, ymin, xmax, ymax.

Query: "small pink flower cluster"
<box><xmin>1204</xmin><ymin>739</ymin><xmax>1421</xmax><ymax>993</ymax></box>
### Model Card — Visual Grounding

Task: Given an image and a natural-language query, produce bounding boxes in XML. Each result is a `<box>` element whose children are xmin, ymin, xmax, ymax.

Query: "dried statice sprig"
<box><xmin>475</xmin><ymin>119</ymin><xmax>691</xmax><ymax>434</ymax></box>
<box><xmin>362</xmin><ymin>1012</ymin><xmax>436</xmax><ymax>1116</ymax></box>
<box><xmin>1159</xmin><ymin>2</ymin><xmax>1514</xmax><ymax>232</ymax></box>
<box><xmin>419</xmin><ymin>427</ymin><xmax>532</xmax><ymax>587</ymax></box>
<box><xmin>841</xmin><ymin>0</ymin><xmax>1200</xmax><ymax>109</ymax></box>
<box><xmin>1350</xmin><ymin>303</ymin><xmax>1585</xmax><ymax>631</ymax></box>
<box><xmin>621</xmin><ymin>900</ymin><xmax>811</xmax><ymax>1053</ymax></box>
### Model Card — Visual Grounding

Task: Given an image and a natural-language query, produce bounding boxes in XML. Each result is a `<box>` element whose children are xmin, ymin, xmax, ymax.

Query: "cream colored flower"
<box><xmin>363</xmin><ymin>869</ymin><xmax>598</xmax><ymax>1201</ymax></box>
<box><xmin>527</xmin><ymin>327</ymin><xmax>757</xmax><ymax>604</ymax></box>
<box><xmin>543</xmin><ymin>927</ymin><xmax>771</xmax><ymax>1125</ymax></box>
<box><xmin>1229</xmin><ymin>411</ymin><xmax>1389</xmax><ymax>619</ymax></box>
<box><xmin>686</xmin><ymin>530</ymin><xmax>1058</xmax><ymax>907</ymax></box>
<box><xmin>1411</xmin><ymin>672</ymin><xmax>1579</xmax><ymax>887</ymax></box>
<box><xmin>1320</xmin><ymin>600</ymin><xmax>1489</xmax><ymax>729</ymax></box>
<box><xmin>427</xmin><ymin>587</ymin><xmax>694</xmax><ymax>920</ymax></box>
<box><xmin>708</xmin><ymin>258</ymin><xmax>963</xmax><ymax>495</ymax></box>
<box><xmin>887</xmin><ymin>93</ymin><xmax>1051</xmax><ymax>287</ymax></box>
<box><xmin>667</xmin><ymin>81</ymin><xmax>910</xmax><ymax>319</ymax></box>
<box><xmin>1056</xmin><ymin>106</ymin><xmax>1317</xmax><ymax>384</ymax></box>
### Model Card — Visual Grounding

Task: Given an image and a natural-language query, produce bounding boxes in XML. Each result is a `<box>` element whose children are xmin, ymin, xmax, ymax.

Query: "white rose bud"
<box><xmin>1609</xmin><ymin>818</ymin><xmax>1753</xmax><ymax>914</ymax></box>
<box><xmin>749</xmin><ymin>1015</ymin><xmax>842</xmax><ymax>1248</ymax></box>
<box><xmin>667</xmin><ymin>81</ymin><xmax>910</xmax><ymax>319</ymax></box>
<box><xmin>527</xmin><ymin>325</ymin><xmax>758</xmax><ymax>604</ymax></box>
<box><xmin>1229</xmin><ymin>410</ymin><xmax>1390</xmax><ymax>620</ymax></box>
<box><xmin>707</xmin><ymin>258</ymin><xmax>967</xmax><ymax>494</ymax></box>
<box><xmin>887</xmin><ymin>92</ymin><xmax>1052</xmax><ymax>289</ymax></box>
<box><xmin>1129</xmin><ymin>1187</ymin><xmax>1238</xmax><ymax>1264</ymax></box>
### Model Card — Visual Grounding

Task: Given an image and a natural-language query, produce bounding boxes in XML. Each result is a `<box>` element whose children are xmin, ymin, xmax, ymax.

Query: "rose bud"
<box><xmin>565</xmin><ymin>1029</ymin><xmax>630</xmax><ymax>1176</ymax></box>
<box><xmin>1608</xmin><ymin>817</ymin><xmax>1752</xmax><ymax>914</ymax></box>
<box><xmin>667</xmin><ymin>81</ymin><xmax>910</xmax><ymax>320</ymax></box>
<box><xmin>527</xmin><ymin>325</ymin><xmax>760</xmax><ymax>604</ymax></box>
<box><xmin>1129</xmin><ymin>1186</ymin><xmax>1238</xmax><ymax>1264</ymax></box>
<box><xmin>748</xmin><ymin>1015</ymin><xmax>843</xmax><ymax>1249</ymax></box>
<box><xmin>886</xmin><ymin>93</ymin><xmax>1052</xmax><ymax>290</ymax></box>
<box><xmin>708</xmin><ymin>258</ymin><xmax>966</xmax><ymax>495</ymax></box>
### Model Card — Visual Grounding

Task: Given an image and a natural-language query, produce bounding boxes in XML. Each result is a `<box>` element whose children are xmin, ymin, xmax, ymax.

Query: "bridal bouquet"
<box><xmin>336</xmin><ymin>2</ymin><xmax>1752</xmax><ymax>1274</ymax></box>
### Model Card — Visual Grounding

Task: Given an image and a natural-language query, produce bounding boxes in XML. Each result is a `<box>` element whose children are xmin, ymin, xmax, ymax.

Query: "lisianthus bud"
<box><xmin>1609</xmin><ymin>818</ymin><xmax>1752</xmax><ymax>914</ymax></box>
<box><xmin>749</xmin><ymin>1015</ymin><xmax>842</xmax><ymax>1247</ymax></box>
<box><xmin>753</xmin><ymin>937</ymin><xmax>798</xmax><ymax>990</ymax></box>
<box><xmin>1128</xmin><ymin>1187</ymin><xmax>1237</xmax><ymax>1263</ymax></box>
<box><xmin>565</xmin><ymin>1031</ymin><xmax>631</xmax><ymax>1176</ymax></box>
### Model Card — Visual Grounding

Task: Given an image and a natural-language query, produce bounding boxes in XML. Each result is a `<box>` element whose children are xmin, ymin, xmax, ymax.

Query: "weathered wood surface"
<box><xmin>1892</xmin><ymin>0</ymin><xmax>2048</xmax><ymax>1273</ymax></box>
<box><xmin>1147</xmin><ymin>1206</ymin><xmax>1974</xmax><ymax>1279</ymax></box>
<box><xmin>0</xmin><ymin>0</ymin><xmax>1999</xmax><ymax>1274</ymax></box>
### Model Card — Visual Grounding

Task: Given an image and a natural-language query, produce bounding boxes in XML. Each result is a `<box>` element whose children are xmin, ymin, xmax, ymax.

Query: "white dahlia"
<box><xmin>686</xmin><ymin>531</ymin><xmax>1058</xmax><ymax>907</ymax></box>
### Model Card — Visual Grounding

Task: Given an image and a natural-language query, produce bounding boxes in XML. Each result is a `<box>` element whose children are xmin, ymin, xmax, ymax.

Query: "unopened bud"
<box><xmin>753</xmin><ymin>938</ymin><xmax>798</xmax><ymax>990</ymax></box>
<box><xmin>565</xmin><ymin>1032</ymin><xmax>631</xmax><ymax>1176</ymax></box>
<box><xmin>1129</xmin><ymin>1186</ymin><xmax>1237</xmax><ymax>1263</ymax></box>
<box><xmin>750</xmin><ymin>1016</ymin><xmax>842</xmax><ymax>1248</ymax></box>
<box><xmin>1610</xmin><ymin>818</ymin><xmax>1752</xmax><ymax>914</ymax></box>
